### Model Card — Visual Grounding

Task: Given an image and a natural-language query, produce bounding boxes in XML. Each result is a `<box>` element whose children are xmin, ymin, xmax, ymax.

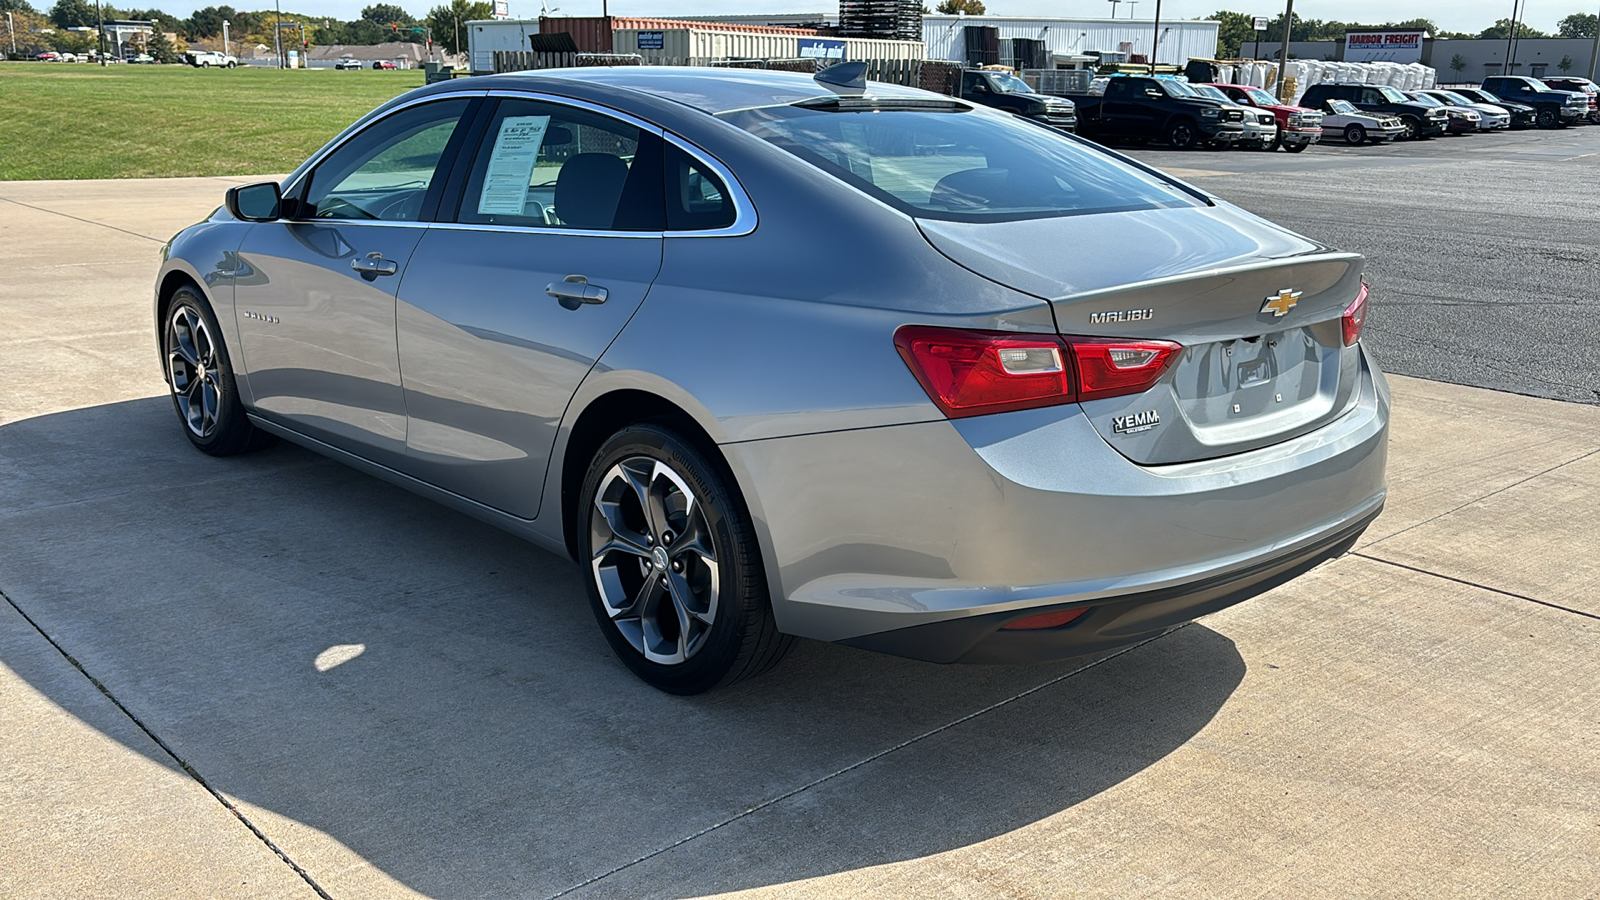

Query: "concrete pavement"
<box><xmin>1</xmin><ymin>177</ymin><xmax>1596</xmax><ymax>899</ymax></box>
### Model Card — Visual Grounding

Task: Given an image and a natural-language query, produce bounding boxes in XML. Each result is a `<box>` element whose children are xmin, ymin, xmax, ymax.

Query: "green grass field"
<box><xmin>0</xmin><ymin>64</ymin><xmax>422</xmax><ymax>180</ymax></box>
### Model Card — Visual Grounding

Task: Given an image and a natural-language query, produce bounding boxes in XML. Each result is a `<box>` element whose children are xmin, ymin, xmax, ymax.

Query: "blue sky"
<box><xmin>153</xmin><ymin>2</ymin><xmax>1586</xmax><ymax>36</ymax></box>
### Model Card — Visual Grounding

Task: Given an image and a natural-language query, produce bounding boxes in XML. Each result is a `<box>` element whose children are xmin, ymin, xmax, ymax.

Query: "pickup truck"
<box><xmin>1482</xmin><ymin>76</ymin><xmax>1588</xmax><ymax>128</ymax></box>
<box><xmin>957</xmin><ymin>69</ymin><xmax>1078</xmax><ymax>133</ymax></box>
<box><xmin>1298</xmin><ymin>82</ymin><xmax>1447</xmax><ymax>139</ymax></box>
<box><xmin>187</xmin><ymin>50</ymin><xmax>238</xmax><ymax>68</ymax></box>
<box><xmin>1066</xmin><ymin>75</ymin><xmax>1246</xmax><ymax>150</ymax></box>
<box><xmin>1208</xmin><ymin>83</ymin><xmax>1323</xmax><ymax>152</ymax></box>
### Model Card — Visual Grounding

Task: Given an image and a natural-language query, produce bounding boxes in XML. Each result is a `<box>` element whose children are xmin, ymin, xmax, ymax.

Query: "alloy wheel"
<box><xmin>166</xmin><ymin>305</ymin><xmax>221</xmax><ymax>438</ymax></box>
<box><xmin>589</xmin><ymin>456</ymin><xmax>720</xmax><ymax>666</ymax></box>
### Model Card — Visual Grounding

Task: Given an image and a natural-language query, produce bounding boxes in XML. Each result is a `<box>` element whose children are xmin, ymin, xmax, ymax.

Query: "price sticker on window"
<box><xmin>477</xmin><ymin>115</ymin><xmax>551</xmax><ymax>215</ymax></box>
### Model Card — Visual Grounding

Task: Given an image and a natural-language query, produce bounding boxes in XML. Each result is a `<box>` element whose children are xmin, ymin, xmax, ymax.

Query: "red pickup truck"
<box><xmin>1207</xmin><ymin>84</ymin><xmax>1324</xmax><ymax>152</ymax></box>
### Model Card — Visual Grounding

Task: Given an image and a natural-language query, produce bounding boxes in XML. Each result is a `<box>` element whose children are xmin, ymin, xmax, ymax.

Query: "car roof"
<box><xmin>460</xmin><ymin>67</ymin><xmax>937</xmax><ymax>116</ymax></box>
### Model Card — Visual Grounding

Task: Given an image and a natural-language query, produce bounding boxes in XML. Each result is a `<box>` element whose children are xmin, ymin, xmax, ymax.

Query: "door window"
<box><xmin>302</xmin><ymin>99</ymin><xmax>471</xmax><ymax>222</ymax></box>
<box><xmin>454</xmin><ymin>98</ymin><xmax>664</xmax><ymax>231</ymax></box>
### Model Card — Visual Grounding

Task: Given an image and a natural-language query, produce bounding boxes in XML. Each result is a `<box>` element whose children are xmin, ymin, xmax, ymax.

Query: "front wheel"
<box><xmin>1167</xmin><ymin>118</ymin><xmax>1199</xmax><ymax>150</ymax></box>
<box><xmin>162</xmin><ymin>287</ymin><xmax>274</xmax><ymax>456</ymax></box>
<box><xmin>1284</xmin><ymin>140</ymin><xmax>1308</xmax><ymax>153</ymax></box>
<box><xmin>1344</xmin><ymin>123</ymin><xmax>1367</xmax><ymax>145</ymax></box>
<box><xmin>1399</xmin><ymin>116</ymin><xmax>1420</xmax><ymax>139</ymax></box>
<box><xmin>225</xmin><ymin>61</ymin><xmax>235</xmax><ymax>68</ymax></box>
<box><xmin>1536</xmin><ymin>108</ymin><xmax>1558</xmax><ymax>128</ymax></box>
<box><xmin>580</xmin><ymin>424</ymin><xmax>792</xmax><ymax>694</ymax></box>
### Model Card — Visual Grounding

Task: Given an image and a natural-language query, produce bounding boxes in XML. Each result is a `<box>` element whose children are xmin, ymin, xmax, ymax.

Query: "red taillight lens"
<box><xmin>1342</xmin><ymin>282</ymin><xmax>1369</xmax><ymax>347</ymax></box>
<box><xmin>1068</xmin><ymin>338</ymin><xmax>1183</xmax><ymax>402</ymax></box>
<box><xmin>894</xmin><ymin>326</ymin><xmax>1076</xmax><ymax>418</ymax></box>
<box><xmin>895</xmin><ymin>326</ymin><xmax>1183</xmax><ymax>418</ymax></box>
<box><xmin>1001</xmin><ymin>607</ymin><xmax>1091</xmax><ymax>631</ymax></box>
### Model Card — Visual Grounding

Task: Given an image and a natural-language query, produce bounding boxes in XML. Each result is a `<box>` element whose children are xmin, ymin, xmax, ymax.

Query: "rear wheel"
<box><xmin>1344</xmin><ymin>123</ymin><xmax>1367</xmax><ymax>145</ymax></box>
<box><xmin>580</xmin><ymin>424</ymin><xmax>792</xmax><ymax>694</ymax></box>
<box><xmin>162</xmin><ymin>287</ymin><xmax>274</xmax><ymax>456</ymax></box>
<box><xmin>1167</xmin><ymin>118</ymin><xmax>1199</xmax><ymax>150</ymax></box>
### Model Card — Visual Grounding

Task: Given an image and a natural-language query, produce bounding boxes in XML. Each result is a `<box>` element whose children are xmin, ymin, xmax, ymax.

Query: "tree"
<box><xmin>425</xmin><ymin>0</ymin><xmax>490</xmax><ymax>56</ymax></box>
<box><xmin>184</xmin><ymin>5</ymin><xmax>235</xmax><ymax>40</ymax></box>
<box><xmin>1209</xmin><ymin>10</ymin><xmax>1257</xmax><ymax>58</ymax></box>
<box><xmin>0</xmin><ymin>0</ymin><xmax>39</xmax><ymax>14</ymax></box>
<box><xmin>1478</xmin><ymin>19</ymin><xmax>1549</xmax><ymax>41</ymax></box>
<box><xmin>934</xmin><ymin>0</ymin><xmax>985</xmax><ymax>13</ymax></box>
<box><xmin>124</xmin><ymin>7</ymin><xmax>184</xmax><ymax>33</ymax></box>
<box><xmin>48</xmin><ymin>0</ymin><xmax>94</xmax><ymax>28</ymax></box>
<box><xmin>1450</xmin><ymin>53</ymin><xmax>1467</xmax><ymax>77</ymax></box>
<box><xmin>146</xmin><ymin>27</ymin><xmax>179</xmax><ymax>62</ymax></box>
<box><xmin>1557</xmin><ymin>13</ymin><xmax>1598</xmax><ymax>39</ymax></box>
<box><xmin>361</xmin><ymin>3</ymin><xmax>414</xmax><ymax>26</ymax></box>
<box><xmin>1558</xmin><ymin>54</ymin><xmax>1574</xmax><ymax>72</ymax></box>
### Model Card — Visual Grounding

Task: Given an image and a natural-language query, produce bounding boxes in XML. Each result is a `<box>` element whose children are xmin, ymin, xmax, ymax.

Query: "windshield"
<box><xmin>989</xmin><ymin>73</ymin><xmax>1035</xmax><ymax>95</ymax></box>
<box><xmin>1376</xmin><ymin>86</ymin><xmax>1408</xmax><ymax>102</ymax></box>
<box><xmin>1440</xmin><ymin>92</ymin><xmax>1475</xmax><ymax>106</ymax></box>
<box><xmin>1326</xmin><ymin>99</ymin><xmax>1358</xmax><ymax>115</ymax></box>
<box><xmin>1408</xmin><ymin>93</ymin><xmax>1442</xmax><ymax>107</ymax></box>
<box><xmin>720</xmin><ymin>105</ymin><xmax>1202</xmax><ymax>223</ymax></box>
<box><xmin>1244</xmin><ymin>88</ymin><xmax>1278</xmax><ymax>106</ymax></box>
<box><xmin>1192</xmin><ymin>85</ymin><xmax>1230</xmax><ymax>102</ymax></box>
<box><xmin>1160</xmin><ymin>79</ymin><xmax>1200</xmax><ymax>98</ymax></box>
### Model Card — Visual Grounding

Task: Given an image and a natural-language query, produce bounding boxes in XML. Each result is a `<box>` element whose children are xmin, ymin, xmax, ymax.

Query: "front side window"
<box><xmin>721</xmin><ymin>104</ymin><xmax>1201</xmax><ymax>223</ymax></box>
<box><xmin>303</xmin><ymin>99</ymin><xmax>470</xmax><ymax>222</ymax></box>
<box><xmin>454</xmin><ymin>98</ymin><xmax>662</xmax><ymax>231</ymax></box>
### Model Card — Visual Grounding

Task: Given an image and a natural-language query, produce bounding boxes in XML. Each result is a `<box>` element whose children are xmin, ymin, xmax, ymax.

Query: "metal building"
<box><xmin>922</xmin><ymin>15</ymin><xmax>1221</xmax><ymax>69</ymax></box>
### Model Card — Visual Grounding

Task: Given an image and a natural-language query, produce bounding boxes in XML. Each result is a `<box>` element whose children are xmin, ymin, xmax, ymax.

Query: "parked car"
<box><xmin>188</xmin><ymin>50</ymin><xmax>238</xmax><ymax>68</ymax></box>
<box><xmin>1298</xmin><ymin>82</ymin><xmax>1448</xmax><ymax>139</ymax></box>
<box><xmin>1416</xmin><ymin>89</ymin><xmax>1510</xmax><ymax>130</ymax></box>
<box><xmin>57</xmin><ymin>52</ymin><xmax>78</xmax><ymax>62</ymax></box>
<box><xmin>956</xmin><ymin>69</ymin><xmax>1078</xmax><ymax>133</ymax></box>
<box><xmin>1208</xmin><ymin>83</ymin><xmax>1322</xmax><ymax>152</ymax></box>
<box><xmin>1068</xmin><ymin>74</ymin><xmax>1245</xmax><ymax>149</ymax></box>
<box><xmin>1448</xmin><ymin>87</ymin><xmax>1538</xmax><ymax>129</ymax></box>
<box><xmin>1191</xmin><ymin>84</ymin><xmax>1277</xmax><ymax>149</ymax></box>
<box><xmin>131</xmin><ymin>52</ymin><xmax>155</xmax><ymax>64</ymax></box>
<box><xmin>1317</xmin><ymin>98</ymin><xmax>1406</xmax><ymax>144</ymax></box>
<box><xmin>154</xmin><ymin>66</ymin><xmax>1388</xmax><ymax>693</ymax></box>
<box><xmin>334</xmin><ymin>57</ymin><xmax>363</xmax><ymax>70</ymax></box>
<box><xmin>1541</xmin><ymin>77</ymin><xmax>1600</xmax><ymax>123</ymax></box>
<box><xmin>34</xmin><ymin>51</ymin><xmax>59</xmax><ymax>61</ymax></box>
<box><xmin>372</xmin><ymin>60</ymin><xmax>398</xmax><ymax>70</ymax></box>
<box><xmin>1404</xmin><ymin>91</ymin><xmax>1482</xmax><ymax>133</ymax></box>
<box><xmin>1480</xmin><ymin>76</ymin><xmax>1587</xmax><ymax>128</ymax></box>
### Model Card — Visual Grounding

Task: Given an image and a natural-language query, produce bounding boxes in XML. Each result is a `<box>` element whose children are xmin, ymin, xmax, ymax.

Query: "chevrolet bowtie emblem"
<box><xmin>1261</xmin><ymin>289</ymin><xmax>1302</xmax><ymax>317</ymax></box>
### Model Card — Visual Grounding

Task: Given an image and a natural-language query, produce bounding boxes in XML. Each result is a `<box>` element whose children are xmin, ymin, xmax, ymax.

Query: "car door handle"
<box><xmin>546</xmin><ymin>274</ymin><xmax>608</xmax><ymax>309</ymax></box>
<box><xmin>351</xmin><ymin>252</ymin><xmax>399</xmax><ymax>277</ymax></box>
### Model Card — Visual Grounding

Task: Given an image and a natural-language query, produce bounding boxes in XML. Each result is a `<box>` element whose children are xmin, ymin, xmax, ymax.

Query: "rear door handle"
<box><xmin>351</xmin><ymin>252</ymin><xmax>399</xmax><ymax>277</ymax></box>
<box><xmin>546</xmin><ymin>274</ymin><xmax>609</xmax><ymax>309</ymax></box>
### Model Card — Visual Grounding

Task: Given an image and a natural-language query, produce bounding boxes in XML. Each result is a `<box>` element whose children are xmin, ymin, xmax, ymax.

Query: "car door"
<box><xmin>232</xmin><ymin>97</ymin><xmax>476</xmax><ymax>468</ymax></box>
<box><xmin>394</xmin><ymin>95</ymin><xmax>667</xmax><ymax>519</ymax></box>
<box><xmin>1100</xmin><ymin>78</ymin><xmax>1144</xmax><ymax>136</ymax></box>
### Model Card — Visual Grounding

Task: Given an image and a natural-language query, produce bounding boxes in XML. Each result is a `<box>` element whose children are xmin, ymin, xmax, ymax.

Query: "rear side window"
<box><xmin>664</xmin><ymin>143</ymin><xmax>736</xmax><ymax>231</ymax></box>
<box><xmin>453</xmin><ymin>98</ymin><xmax>663</xmax><ymax>231</ymax></box>
<box><xmin>720</xmin><ymin>105</ymin><xmax>1201</xmax><ymax>223</ymax></box>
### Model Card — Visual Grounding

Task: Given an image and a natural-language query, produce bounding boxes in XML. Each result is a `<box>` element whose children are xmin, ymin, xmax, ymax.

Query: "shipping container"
<box><xmin>612</xmin><ymin>26</ymin><xmax>921</xmax><ymax>67</ymax></box>
<box><xmin>466</xmin><ymin>18</ymin><xmax>540</xmax><ymax>73</ymax></box>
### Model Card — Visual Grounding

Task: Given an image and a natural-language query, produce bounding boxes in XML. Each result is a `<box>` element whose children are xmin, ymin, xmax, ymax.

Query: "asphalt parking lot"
<box><xmin>1128</xmin><ymin>127</ymin><xmax>1600</xmax><ymax>405</ymax></box>
<box><xmin>2</xmin><ymin>132</ymin><xmax>1598</xmax><ymax>898</ymax></box>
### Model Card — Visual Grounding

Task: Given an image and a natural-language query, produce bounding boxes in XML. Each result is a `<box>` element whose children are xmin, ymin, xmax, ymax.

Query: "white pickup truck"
<box><xmin>188</xmin><ymin>50</ymin><xmax>238</xmax><ymax>68</ymax></box>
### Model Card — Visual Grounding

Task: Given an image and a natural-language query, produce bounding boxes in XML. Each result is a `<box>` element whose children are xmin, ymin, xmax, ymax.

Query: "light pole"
<box><xmin>1107</xmin><ymin>0</ymin><xmax>1121</xmax><ymax>18</ymax></box>
<box><xmin>1589</xmin><ymin>3</ymin><xmax>1599</xmax><ymax>81</ymax></box>
<box><xmin>1276</xmin><ymin>0</ymin><xmax>1295</xmax><ymax>100</ymax></box>
<box><xmin>7</xmin><ymin>11</ymin><xmax>16</xmax><ymax>58</ymax></box>
<box><xmin>1149</xmin><ymin>0</ymin><xmax>1162</xmax><ymax>73</ymax></box>
<box><xmin>95</xmin><ymin>0</ymin><xmax>106</xmax><ymax>65</ymax></box>
<box><xmin>274</xmin><ymin>0</ymin><xmax>283</xmax><ymax>68</ymax></box>
<box><xmin>222</xmin><ymin>19</ymin><xmax>229</xmax><ymax>59</ymax></box>
<box><xmin>1503</xmin><ymin>0</ymin><xmax>1519</xmax><ymax>76</ymax></box>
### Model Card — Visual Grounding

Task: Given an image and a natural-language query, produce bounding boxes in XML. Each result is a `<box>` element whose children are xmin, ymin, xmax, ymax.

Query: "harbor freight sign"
<box><xmin>798</xmin><ymin>38</ymin><xmax>847</xmax><ymax>60</ymax></box>
<box><xmin>1344</xmin><ymin>30</ymin><xmax>1426</xmax><ymax>63</ymax></box>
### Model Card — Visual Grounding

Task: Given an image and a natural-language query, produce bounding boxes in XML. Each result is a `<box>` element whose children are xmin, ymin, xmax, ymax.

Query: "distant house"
<box><xmin>305</xmin><ymin>42</ymin><xmax>432</xmax><ymax>68</ymax></box>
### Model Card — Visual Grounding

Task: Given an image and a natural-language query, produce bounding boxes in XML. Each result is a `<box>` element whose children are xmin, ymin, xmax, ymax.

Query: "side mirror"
<box><xmin>226</xmin><ymin>181</ymin><xmax>283</xmax><ymax>222</ymax></box>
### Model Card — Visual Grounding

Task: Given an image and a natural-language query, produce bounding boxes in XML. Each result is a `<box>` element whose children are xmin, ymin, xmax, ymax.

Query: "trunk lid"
<box><xmin>918</xmin><ymin>204</ymin><xmax>1366</xmax><ymax>466</ymax></box>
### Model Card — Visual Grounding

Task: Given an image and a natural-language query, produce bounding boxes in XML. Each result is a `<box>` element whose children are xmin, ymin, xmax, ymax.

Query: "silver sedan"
<box><xmin>154</xmin><ymin>65</ymin><xmax>1389</xmax><ymax>693</ymax></box>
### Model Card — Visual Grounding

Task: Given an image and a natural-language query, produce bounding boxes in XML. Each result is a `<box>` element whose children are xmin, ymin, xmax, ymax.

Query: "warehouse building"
<box><xmin>1255</xmin><ymin>33</ymin><xmax>1598</xmax><ymax>84</ymax></box>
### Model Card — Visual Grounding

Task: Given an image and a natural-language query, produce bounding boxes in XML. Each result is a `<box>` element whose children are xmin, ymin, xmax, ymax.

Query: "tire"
<box><xmin>1284</xmin><ymin>140</ymin><xmax>1307</xmax><ymax>153</ymax></box>
<box><xmin>1167</xmin><ymin>118</ymin><xmax>1199</xmax><ymax>150</ymax></box>
<box><xmin>162</xmin><ymin>286</ymin><xmax>274</xmax><ymax>456</ymax></box>
<box><xmin>1344</xmin><ymin>123</ymin><xmax>1367</xmax><ymax>145</ymax></box>
<box><xmin>1536</xmin><ymin>107</ymin><xmax>1557</xmax><ymax>128</ymax></box>
<box><xmin>1399</xmin><ymin>116</ymin><xmax>1420</xmax><ymax>139</ymax></box>
<box><xmin>579</xmin><ymin>424</ymin><xmax>792</xmax><ymax>694</ymax></box>
<box><xmin>225</xmin><ymin>61</ymin><xmax>235</xmax><ymax>68</ymax></box>
<box><xmin>201</xmin><ymin>60</ymin><xmax>211</xmax><ymax>67</ymax></box>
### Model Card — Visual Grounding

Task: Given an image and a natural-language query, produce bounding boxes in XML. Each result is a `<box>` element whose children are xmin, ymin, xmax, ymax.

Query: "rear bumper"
<box><xmin>726</xmin><ymin>347</ymin><xmax>1390</xmax><ymax>655</ymax></box>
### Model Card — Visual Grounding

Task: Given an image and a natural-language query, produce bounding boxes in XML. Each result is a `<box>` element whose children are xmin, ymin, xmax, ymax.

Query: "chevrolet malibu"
<box><xmin>154</xmin><ymin>65</ymin><xmax>1389</xmax><ymax>693</ymax></box>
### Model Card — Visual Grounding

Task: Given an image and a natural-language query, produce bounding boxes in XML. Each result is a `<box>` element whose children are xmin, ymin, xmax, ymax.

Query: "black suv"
<box><xmin>1298</xmin><ymin>83</ymin><xmax>1448</xmax><ymax>139</ymax></box>
<box><xmin>1480</xmin><ymin>76</ymin><xmax>1588</xmax><ymax>128</ymax></box>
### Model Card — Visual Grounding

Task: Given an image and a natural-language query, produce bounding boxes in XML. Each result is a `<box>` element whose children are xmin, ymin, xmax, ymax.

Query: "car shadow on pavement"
<box><xmin>0</xmin><ymin>397</ymin><xmax>1247</xmax><ymax>898</ymax></box>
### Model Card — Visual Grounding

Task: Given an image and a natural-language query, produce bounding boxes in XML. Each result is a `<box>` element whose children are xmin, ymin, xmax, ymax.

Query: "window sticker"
<box><xmin>477</xmin><ymin>115</ymin><xmax>552</xmax><ymax>215</ymax></box>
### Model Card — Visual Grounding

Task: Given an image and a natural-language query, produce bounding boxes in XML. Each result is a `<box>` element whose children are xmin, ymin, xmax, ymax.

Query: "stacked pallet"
<box><xmin>838</xmin><ymin>0</ymin><xmax>922</xmax><ymax>41</ymax></box>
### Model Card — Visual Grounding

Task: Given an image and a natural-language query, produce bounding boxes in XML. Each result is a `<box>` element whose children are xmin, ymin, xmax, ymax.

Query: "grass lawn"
<box><xmin>0</xmin><ymin>64</ymin><xmax>423</xmax><ymax>180</ymax></box>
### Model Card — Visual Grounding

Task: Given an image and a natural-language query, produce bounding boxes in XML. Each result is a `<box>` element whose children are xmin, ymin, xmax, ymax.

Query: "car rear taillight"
<box><xmin>1342</xmin><ymin>282</ymin><xmax>1369</xmax><ymax>346</ymax></box>
<box><xmin>894</xmin><ymin>327</ymin><xmax>1182</xmax><ymax>418</ymax></box>
<box><xmin>1001</xmin><ymin>607</ymin><xmax>1091</xmax><ymax>631</ymax></box>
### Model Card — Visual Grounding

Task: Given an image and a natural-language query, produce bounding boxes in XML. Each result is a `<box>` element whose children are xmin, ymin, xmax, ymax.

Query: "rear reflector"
<box><xmin>1000</xmin><ymin>607</ymin><xmax>1091</xmax><ymax>631</ymax></box>
<box><xmin>1342</xmin><ymin>282</ymin><xmax>1369</xmax><ymax>347</ymax></box>
<box><xmin>894</xmin><ymin>326</ymin><xmax>1181</xmax><ymax>418</ymax></box>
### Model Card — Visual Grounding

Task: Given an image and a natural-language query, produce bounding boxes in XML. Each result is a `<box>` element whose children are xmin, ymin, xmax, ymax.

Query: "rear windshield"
<box><xmin>719</xmin><ymin>105</ymin><xmax>1202</xmax><ymax>222</ymax></box>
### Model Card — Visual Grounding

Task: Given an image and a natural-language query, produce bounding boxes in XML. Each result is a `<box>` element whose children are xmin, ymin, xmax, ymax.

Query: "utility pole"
<box><xmin>1510</xmin><ymin>0</ymin><xmax>1526</xmax><ymax>73</ymax></box>
<box><xmin>7</xmin><ymin>12</ymin><xmax>17</xmax><ymax>58</ymax></box>
<box><xmin>1107</xmin><ymin>0</ymin><xmax>1121</xmax><ymax>18</ymax></box>
<box><xmin>1276</xmin><ymin>0</ymin><xmax>1295</xmax><ymax>101</ymax></box>
<box><xmin>273</xmin><ymin>0</ymin><xmax>283</xmax><ymax>68</ymax></box>
<box><xmin>1150</xmin><ymin>0</ymin><xmax>1162</xmax><ymax>72</ymax></box>
<box><xmin>223</xmin><ymin>19</ymin><xmax>229</xmax><ymax>59</ymax></box>
<box><xmin>1503</xmin><ymin>0</ymin><xmax>1519</xmax><ymax>76</ymax></box>
<box><xmin>1589</xmin><ymin>2</ymin><xmax>1599</xmax><ymax>81</ymax></box>
<box><xmin>95</xmin><ymin>0</ymin><xmax>106</xmax><ymax>65</ymax></box>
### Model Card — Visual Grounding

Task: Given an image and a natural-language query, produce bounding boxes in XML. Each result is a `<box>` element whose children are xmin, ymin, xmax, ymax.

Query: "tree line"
<box><xmin>1</xmin><ymin>0</ymin><xmax>492</xmax><ymax>58</ymax></box>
